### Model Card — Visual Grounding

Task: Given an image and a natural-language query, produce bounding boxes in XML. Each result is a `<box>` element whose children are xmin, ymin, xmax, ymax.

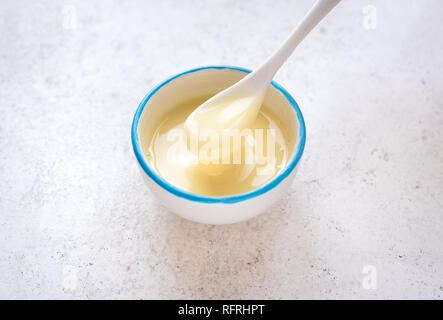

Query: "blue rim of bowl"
<box><xmin>131</xmin><ymin>65</ymin><xmax>306</xmax><ymax>204</ymax></box>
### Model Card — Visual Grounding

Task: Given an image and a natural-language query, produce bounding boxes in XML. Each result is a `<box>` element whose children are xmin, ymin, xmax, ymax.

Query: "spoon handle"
<box><xmin>250</xmin><ymin>0</ymin><xmax>341</xmax><ymax>89</ymax></box>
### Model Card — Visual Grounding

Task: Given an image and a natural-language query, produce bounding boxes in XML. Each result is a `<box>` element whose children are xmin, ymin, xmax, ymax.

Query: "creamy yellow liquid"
<box><xmin>143</xmin><ymin>96</ymin><xmax>292</xmax><ymax>196</ymax></box>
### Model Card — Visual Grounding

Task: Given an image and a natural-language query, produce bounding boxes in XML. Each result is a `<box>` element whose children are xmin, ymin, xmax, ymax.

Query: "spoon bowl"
<box><xmin>132</xmin><ymin>66</ymin><xmax>306</xmax><ymax>224</ymax></box>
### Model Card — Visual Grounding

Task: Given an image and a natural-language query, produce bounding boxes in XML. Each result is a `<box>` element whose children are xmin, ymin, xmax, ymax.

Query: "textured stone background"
<box><xmin>1</xmin><ymin>0</ymin><xmax>442</xmax><ymax>299</ymax></box>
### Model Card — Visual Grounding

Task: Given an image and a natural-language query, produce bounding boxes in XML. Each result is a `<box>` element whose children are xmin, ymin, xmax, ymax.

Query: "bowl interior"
<box><xmin>133</xmin><ymin>66</ymin><xmax>306</xmax><ymax>203</ymax></box>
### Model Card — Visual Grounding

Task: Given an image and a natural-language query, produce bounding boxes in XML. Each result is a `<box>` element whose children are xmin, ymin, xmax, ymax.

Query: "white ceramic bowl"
<box><xmin>132</xmin><ymin>66</ymin><xmax>306</xmax><ymax>224</ymax></box>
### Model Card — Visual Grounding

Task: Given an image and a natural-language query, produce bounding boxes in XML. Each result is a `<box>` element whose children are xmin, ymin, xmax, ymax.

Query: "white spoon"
<box><xmin>185</xmin><ymin>0</ymin><xmax>341</xmax><ymax>136</ymax></box>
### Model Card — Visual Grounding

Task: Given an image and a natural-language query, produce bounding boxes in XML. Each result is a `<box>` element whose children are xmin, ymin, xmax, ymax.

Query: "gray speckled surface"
<box><xmin>1</xmin><ymin>0</ymin><xmax>443</xmax><ymax>299</ymax></box>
